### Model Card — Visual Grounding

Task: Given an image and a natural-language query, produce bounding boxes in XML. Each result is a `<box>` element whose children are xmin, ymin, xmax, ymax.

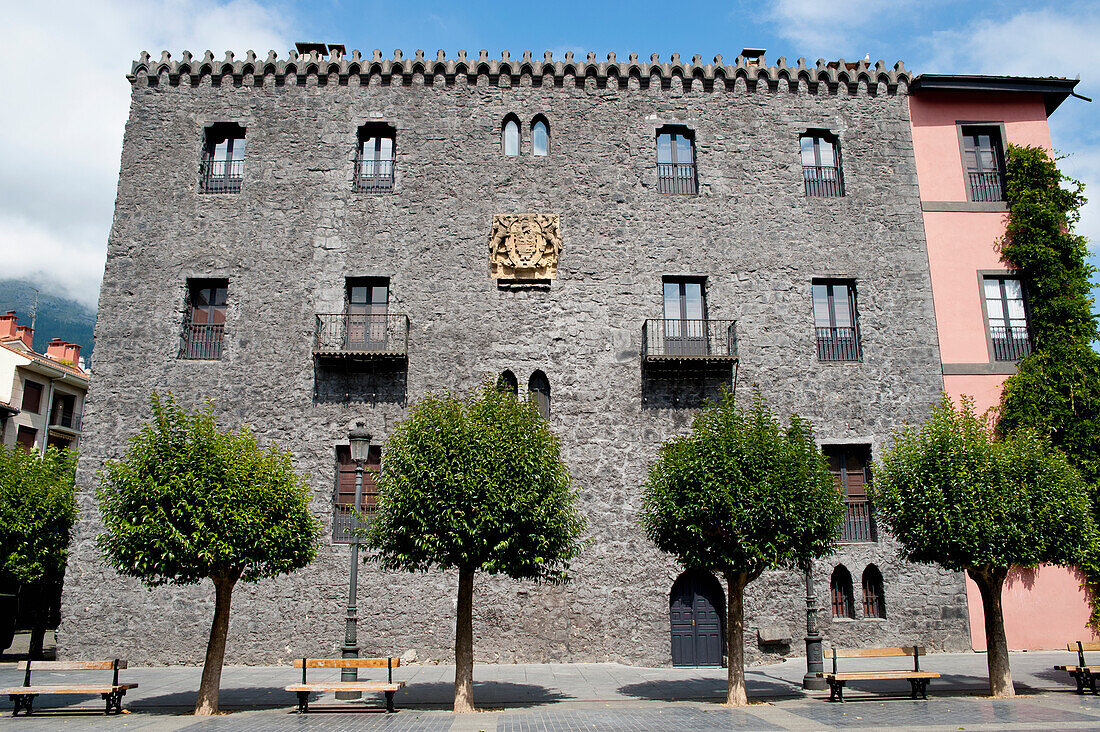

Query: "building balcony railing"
<box><xmin>802</xmin><ymin>165</ymin><xmax>844</xmax><ymax>197</ymax></box>
<box><xmin>642</xmin><ymin>319</ymin><xmax>738</xmax><ymax>364</ymax></box>
<box><xmin>839</xmin><ymin>497</ymin><xmax>876</xmax><ymax>543</ymax></box>
<box><xmin>179</xmin><ymin>323</ymin><xmax>225</xmax><ymax>360</ymax></box>
<box><xmin>314</xmin><ymin>313</ymin><xmax>409</xmax><ymax>360</ymax></box>
<box><xmin>332</xmin><ymin>504</ymin><xmax>364</xmax><ymax>544</ymax></box>
<box><xmin>656</xmin><ymin>163</ymin><xmax>698</xmax><ymax>195</ymax></box>
<box><xmin>991</xmin><ymin>325</ymin><xmax>1032</xmax><ymax>361</ymax></box>
<box><xmin>49</xmin><ymin>409</ymin><xmax>82</xmax><ymax>433</ymax></box>
<box><xmin>354</xmin><ymin>159</ymin><xmax>395</xmax><ymax>192</ymax></box>
<box><xmin>816</xmin><ymin>326</ymin><xmax>861</xmax><ymax>362</ymax></box>
<box><xmin>968</xmin><ymin>170</ymin><xmax>1005</xmax><ymax>202</ymax></box>
<box><xmin>199</xmin><ymin>158</ymin><xmax>244</xmax><ymax>194</ymax></box>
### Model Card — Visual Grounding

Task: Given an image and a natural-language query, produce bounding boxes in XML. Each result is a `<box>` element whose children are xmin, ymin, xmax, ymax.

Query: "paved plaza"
<box><xmin>3</xmin><ymin>652</ymin><xmax>1100</xmax><ymax>730</ymax></box>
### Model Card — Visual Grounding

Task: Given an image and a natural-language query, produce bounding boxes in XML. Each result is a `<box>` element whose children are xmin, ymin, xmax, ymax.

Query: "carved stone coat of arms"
<box><xmin>489</xmin><ymin>214</ymin><xmax>562</xmax><ymax>280</ymax></box>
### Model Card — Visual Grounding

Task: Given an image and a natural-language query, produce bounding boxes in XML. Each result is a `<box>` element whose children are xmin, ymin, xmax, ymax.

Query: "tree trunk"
<box><xmin>969</xmin><ymin>567</ymin><xmax>1013</xmax><ymax>698</ymax></box>
<box><xmin>453</xmin><ymin>567</ymin><xmax>475</xmax><ymax>713</ymax></box>
<box><xmin>724</xmin><ymin>571</ymin><xmax>750</xmax><ymax>706</ymax></box>
<box><xmin>195</xmin><ymin>574</ymin><xmax>237</xmax><ymax>715</ymax></box>
<box><xmin>28</xmin><ymin>624</ymin><xmax>45</xmax><ymax>660</ymax></box>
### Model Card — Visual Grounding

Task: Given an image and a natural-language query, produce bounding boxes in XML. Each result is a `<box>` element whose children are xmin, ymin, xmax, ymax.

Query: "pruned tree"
<box><xmin>641</xmin><ymin>388</ymin><xmax>843</xmax><ymax>705</ymax></box>
<box><xmin>97</xmin><ymin>394</ymin><xmax>320</xmax><ymax>715</ymax></box>
<box><xmin>0</xmin><ymin>445</ymin><xmax>76</xmax><ymax>657</ymax></box>
<box><xmin>872</xmin><ymin>395</ymin><xmax>1097</xmax><ymax>698</ymax></box>
<box><xmin>366</xmin><ymin>380</ymin><xmax>587</xmax><ymax>713</ymax></box>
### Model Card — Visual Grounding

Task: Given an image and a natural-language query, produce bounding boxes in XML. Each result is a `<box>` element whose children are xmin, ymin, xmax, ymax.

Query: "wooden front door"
<box><xmin>670</xmin><ymin>570</ymin><xmax>724</xmax><ymax>667</ymax></box>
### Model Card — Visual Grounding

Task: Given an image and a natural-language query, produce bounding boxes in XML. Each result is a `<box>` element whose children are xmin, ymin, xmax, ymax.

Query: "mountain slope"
<box><xmin>0</xmin><ymin>280</ymin><xmax>96</xmax><ymax>362</ymax></box>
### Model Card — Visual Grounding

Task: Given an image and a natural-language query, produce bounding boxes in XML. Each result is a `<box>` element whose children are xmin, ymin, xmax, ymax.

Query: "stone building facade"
<box><xmin>61</xmin><ymin>46</ymin><xmax>971</xmax><ymax>666</ymax></box>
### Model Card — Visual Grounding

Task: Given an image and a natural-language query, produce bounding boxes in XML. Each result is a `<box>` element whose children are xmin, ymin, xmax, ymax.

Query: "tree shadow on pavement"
<box><xmin>618</xmin><ymin>675</ymin><xmax>800</xmax><ymax>701</ymax></box>
<box><xmin>128</xmin><ymin>687</ymin><xmax>290</xmax><ymax>713</ymax></box>
<box><xmin>394</xmin><ymin>680</ymin><xmax>573</xmax><ymax>709</ymax></box>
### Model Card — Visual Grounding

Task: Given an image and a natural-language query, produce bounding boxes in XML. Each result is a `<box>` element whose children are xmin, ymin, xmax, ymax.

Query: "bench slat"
<box><xmin>827</xmin><ymin>647</ymin><xmax>925</xmax><ymax>659</ymax></box>
<box><xmin>0</xmin><ymin>684</ymin><xmax>138</xmax><ymax>694</ymax></box>
<box><xmin>1055</xmin><ymin>665</ymin><xmax>1100</xmax><ymax>672</ymax></box>
<box><xmin>15</xmin><ymin>661</ymin><xmax>128</xmax><ymax>671</ymax></box>
<box><xmin>819</xmin><ymin>672</ymin><xmax>939</xmax><ymax>681</ymax></box>
<box><xmin>1067</xmin><ymin>642</ymin><xmax>1100</xmax><ymax>652</ymax></box>
<box><xmin>285</xmin><ymin>682</ymin><xmax>404</xmax><ymax>692</ymax></box>
<box><xmin>293</xmin><ymin>658</ymin><xmax>401</xmax><ymax>669</ymax></box>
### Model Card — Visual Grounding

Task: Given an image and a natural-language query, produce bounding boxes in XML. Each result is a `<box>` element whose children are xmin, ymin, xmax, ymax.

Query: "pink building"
<box><xmin>908</xmin><ymin>74</ymin><xmax>1088</xmax><ymax>650</ymax></box>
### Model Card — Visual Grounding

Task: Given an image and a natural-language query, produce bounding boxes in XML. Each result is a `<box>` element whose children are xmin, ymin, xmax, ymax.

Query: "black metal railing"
<box><xmin>803</xmin><ymin>165</ymin><xmax>844</xmax><ymax>197</ymax></box>
<box><xmin>179</xmin><ymin>323</ymin><xmax>225</xmax><ymax>360</ymax></box>
<box><xmin>991</xmin><ymin>325</ymin><xmax>1031</xmax><ymax>361</ymax></box>
<box><xmin>642</xmin><ymin>319</ymin><xmax>737</xmax><ymax>360</ymax></box>
<box><xmin>656</xmin><ymin>163</ymin><xmax>698</xmax><ymax>195</ymax></box>
<box><xmin>199</xmin><ymin>158</ymin><xmax>244</xmax><ymax>194</ymax></box>
<box><xmin>354</xmin><ymin>159</ymin><xmax>395</xmax><ymax>192</ymax></box>
<box><xmin>968</xmin><ymin>170</ymin><xmax>1005</xmax><ymax>202</ymax></box>
<box><xmin>314</xmin><ymin>313</ymin><xmax>409</xmax><ymax>357</ymax></box>
<box><xmin>49</xmin><ymin>408</ymin><xmax>82</xmax><ymax>432</ymax></box>
<box><xmin>332</xmin><ymin>504</ymin><xmax>364</xmax><ymax>544</ymax></box>
<box><xmin>839</xmin><ymin>498</ymin><xmax>876</xmax><ymax>542</ymax></box>
<box><xmin>816</xmin><ymin>326</ymin><xmax>861</xmax><ymax>361</ymax></box>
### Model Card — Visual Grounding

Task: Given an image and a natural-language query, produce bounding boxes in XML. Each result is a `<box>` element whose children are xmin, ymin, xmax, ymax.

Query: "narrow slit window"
<box><xmin>503</xmin><ymin>118</ymin><xmax>520</xmax><ymax>156</ymax></box>
<box><xmin>528</xmin><ymin>370</ymin><xmax>550</xmax><ymax>420</ymax></box>
<box><xmin>532</xmin><ymin>117</ymin><xmax>549</xmax><ymax>156</ymax></box>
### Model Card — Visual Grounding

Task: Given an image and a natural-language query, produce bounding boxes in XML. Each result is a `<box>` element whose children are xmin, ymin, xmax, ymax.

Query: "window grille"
<box><xmin>200</xmin><ymin>124</ymin><xmax>245</xmax><ymax>194</ymax></box>
<box><xmin>179</xmin><ymin>280</ymin><xmax>227</xmax><ymax>360</ymax></box>
<box><xmin>656</xmin><ymin>127</ymin><xmax>698</xmax><ymax>194</ymax></box>
<box><xmin>800</xmin><ymin>132</ymin><xmax>843</xmax><ymax>196</ymax></box>
<box><xmin>983</xmin><ymin>276</ymin><xmax>1031</xmax><ymax>361</ymax></box>
<box><xmin>813</xmin><ymin>281</ymin><xmax>861</xmax><ymax>361</ymax></box>
<box><xmin>355</xmin><ymin>123</ymin><xmax>396</xmax><ymax>192</ymax></box>
<box><xmin>961</xmin><ymin>126</ymin><xmax>1006</xmax><ymax>202</ymax></box>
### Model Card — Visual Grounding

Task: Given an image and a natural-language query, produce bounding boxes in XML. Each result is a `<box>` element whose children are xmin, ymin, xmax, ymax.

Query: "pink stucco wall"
<box><xmin>943</xmin><ymin>374</ymin><xmax>1008</xmax><ymax>416</ymax></box>
<box><xmin>966</xmin><ymin>566</ymin><xmax>1096</xmax><ymax>651</ymax></box>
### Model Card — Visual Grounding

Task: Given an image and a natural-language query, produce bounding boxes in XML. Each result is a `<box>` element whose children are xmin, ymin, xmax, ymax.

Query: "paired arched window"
<box><xmin>862</xmin><ymin>565</ymin><xmax>886</xmax><ymax>618</ymax></box>
<box><xmin>528</xmin><ymin>370</ymin><xmax>550</xmax><ymax>420</ymax></box>
<box><xmin>502</xmin><ymin>115</ymin><xmax>550</xmax><ymax>156</ymax></box>
<box><xmin>503</xmin><ymin>116</ymin><xmax>521</xmax><ymax>156</ymax></box>
<box><xmin>532</xmin><ymin>116</ymin><xmax>549</xmax><ymax>156</ymax></box>
<box><xmin>830</xmin><ymin>565</ymin><xmax>855</xmax><ymax>619</ymax></box>
<box><xmin>497</xmin><ymin>370</ymin><xmax>518</xmax><ymax>396</ymax></box>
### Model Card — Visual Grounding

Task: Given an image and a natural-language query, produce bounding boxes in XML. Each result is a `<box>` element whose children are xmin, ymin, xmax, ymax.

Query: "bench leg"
<box><xmin>910</xmin><ymin>679</ymin><xmax>919</xmax><ymax>699</ymax></box>
<box><xmin>101</xmin><ymin>690</ymin><xmax>124</xmax><ymax>715</ymax></box>
<box><xmin>911</xmin><ymin>679</ymin><xmax>930</xmax><ymax>700</ymax></box>
<box><xmin>1088</xmin><ymin>672</ymin><xmax>1098</xmax><ymax>695</ymax></box>
<box><xmin>10</xmin><ymin>694</ymin><xmax>36</xmax><ymax>717</ymax></box>
<box><xmin>1071</xmin><ymin>671</ymin><xmax>1086</xmax><ymax>694</ymax></box>
<box><xmin>385</xmin><ymin>690</ymin><xmax>395</xmax><ymax>713</ymax></box>
<box><xmin>296</xmin><ymin>691</ymin><xmax>309</xmax><ymax>714</ymax></box>
<box><xmin>828</xmin><ymin>680</ymin><xmax>845</xmax><ymax>703</ymax></box>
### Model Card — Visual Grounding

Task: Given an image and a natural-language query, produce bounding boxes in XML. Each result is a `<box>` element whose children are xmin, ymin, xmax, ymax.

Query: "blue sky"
<box><xmin>3</xmin><ymin>0</ymin><xmax>1098</xmax><ymax>308</ymax></box>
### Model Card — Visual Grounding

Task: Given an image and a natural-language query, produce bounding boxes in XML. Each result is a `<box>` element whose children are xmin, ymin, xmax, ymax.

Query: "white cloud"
<box><xmin>762</xmin><ymin>0</ymin><xmax>895</xmax><ymax>58</ymax></box>
<box><xmin>0</xmin><ymin>1</ymin><xmax>293</xmax><ymax>308</ymax></box>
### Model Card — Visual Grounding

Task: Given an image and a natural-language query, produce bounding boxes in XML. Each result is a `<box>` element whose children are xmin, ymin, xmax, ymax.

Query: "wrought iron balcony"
<box><xmin>642</xmin><ymin>319</ymin><xmax>738</xmax><ymax>365</ymax></box>
<box><xmin>49</xmin><ymin>408</ymin><xmax>82</xmax><ymax>433</ymax></box>
<box><xmin>802</xmin><ymin>165</ymin><xmax>844</xmax><ymax>197</ymax></box>
<box><xmin>839</xmin><ymin>497</ymin><xmax>876</xmax><ymax>543</ymax></box>
<box><xmin>179</xmin><ymin>323</ymin><xmax>225</xmax><ymax>360</ymax></box>
<box><xmin>656</xmin><ymin>163</ymin><xmax>698</xmax><ymax>195</ymax></box>
<box><xmin>816</xmin><ymin>326</ymin><xmax>861</xmax><ymax>362</ymax></box>
<box><xmin>354</xmin><ymin>159</ymin><xmax>395</xmax><ymax>192</ymax></box>
<box><xmin>314</xmin><ymin>313</ymin><xmax>409</xmax><ymax>361</ymax></box>
<box><xmin>991</xmin><ymin>325</ymin><xmax>1031</xmax><ymax>361</ymax></box>
<box><xmin>199</xmin><ymin>158</ymin><xmax>244</xmax><ymax>194</ymax></box>
<box><xmin>968</xmin><ymin>170</ymin><xmax>1005</xmax><ymax>202</ymax></box>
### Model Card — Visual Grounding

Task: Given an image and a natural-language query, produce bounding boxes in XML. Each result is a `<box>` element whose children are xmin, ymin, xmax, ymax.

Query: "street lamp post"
<box><xmin>803</xmin><ymin>563</ymin><xmax>827</xmax><ymax>690</ymax></box>
<box><xmin>338</xmin><ymin>422</ymin><xmax>372</xmax><ymax>700</ymax></box>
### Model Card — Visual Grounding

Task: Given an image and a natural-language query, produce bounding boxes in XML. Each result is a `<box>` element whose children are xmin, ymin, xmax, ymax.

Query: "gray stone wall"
<box><xmin>60</xmin><ymin>53</ymin><xmax>970</xmax><ymax>667</ymax></box>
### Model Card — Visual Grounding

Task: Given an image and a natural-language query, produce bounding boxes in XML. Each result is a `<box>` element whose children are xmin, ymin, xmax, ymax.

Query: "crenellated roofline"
<box><xmin>129</xmin><ymin>48</ymin><xmax>912</xmax><ymax>95</ymax></box>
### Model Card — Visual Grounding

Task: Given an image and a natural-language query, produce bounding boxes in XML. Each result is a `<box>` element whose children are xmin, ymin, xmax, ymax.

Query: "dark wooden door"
<box><xmin>670</xmin><ymin>571</ymin><xmax>724</xmax><ymax>666</ymax></box>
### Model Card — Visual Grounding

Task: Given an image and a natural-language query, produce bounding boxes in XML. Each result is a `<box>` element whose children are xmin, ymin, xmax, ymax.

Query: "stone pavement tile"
<box><xmin>177</xmin><ymin>709</ymin><xmax>455</xmax><ymax>731</ymax></box>
<box><xmin>496</xmin><ymin>704</ymin><xmax>783</xmax><ymax>731</ymax></box>
<box><xmin>779</xmin><ymin>696</ymin><xmax>1100</xmax><ymax>729</ymax></box>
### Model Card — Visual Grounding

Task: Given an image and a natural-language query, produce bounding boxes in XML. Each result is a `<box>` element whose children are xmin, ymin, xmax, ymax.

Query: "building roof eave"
<box><xmin>910</xmin><ymin>74</ymin><xmax>1081</xmax><ymax>116</ymax></box>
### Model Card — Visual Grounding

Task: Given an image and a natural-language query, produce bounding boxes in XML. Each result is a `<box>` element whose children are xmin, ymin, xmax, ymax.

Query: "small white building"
<box><xmin>0</xmin><ymin>310</ymin><xmax>90</xmax><ymax>454</ymax></box>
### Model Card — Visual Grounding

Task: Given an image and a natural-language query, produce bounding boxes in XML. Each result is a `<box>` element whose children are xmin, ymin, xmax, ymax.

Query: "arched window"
<box><xmin>497</xmin><ymin>370</ymin><xmax>518</xmax><ymax>396</ymax></box>
<box><xmin>830</xmin><ymin>565</ymin><xmax>855</xmax><ymax>619</ymax></box>
<box><xmin>532</xmin><ymin>116</ymin><xmax>549</xmax><ymax>157</ymax></box>
<box><xmin>862</xmin><ymin>565</ymin><xmax>886</xmax><ymax>619</ymax></box>
<box><xmin>528</xmin><ymin>370</ymin><xmax>550</xmax><ymax>420</ymax></box>
<box><xmin>503</xmin><ymin>116</ymin><xmax>520</xmax><ymax>156</ymax></box>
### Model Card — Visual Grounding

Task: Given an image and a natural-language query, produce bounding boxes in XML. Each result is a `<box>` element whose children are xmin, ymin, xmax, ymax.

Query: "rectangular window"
<box><xmin>16</xmin><ymin>425</ymin><xmax>36</xmax><ymax>451</ymax></box>
<box><xmin>21</xmin><ymin>380</ymin><xmax>43</xmax><ymax>413</ymax></box>
<box><xmin>961</xmin><ymin>125</ymin><xmax>1005</xmax><ymax>202</ymax></box>
<box><xmin>800</xmin><ymin>132</ymin><xmax>843</xmax><ymax>197</ymax></box>
<box><xmin>354</xmin><ymin>123</ymin><xmax>396</xmax><ymax>192</ymax></box>
<box><xmin>332</xmin><ymin>444</ymin><xmax>382</xmax><ymax>543</ymax></box>
<box><xmin>825</xmin><ymin>445</ymin><xmax>876</xmax><ymax>543</ymax></box>
<box><xmin>656</xmin><ymin>126</ymin><xmax>698</xmax><ymax>195</ymax></box>
<box><xmin>662</xmin><ymin>277</ymin><xmax>707</xmax><ymax>356</ymax></box>
<box><xmin>984</xmin><ymin>276</ymin><xmax>1031</xmax><ymax>361</ymax></box>
<box><xmin>813</xmin><ymin>281</ymin><xmax>861</xmax><ymax>361</ymax></box>
<box><xmin>179</xmin><ymin>279</ymin><xmax>228</xmax><ymax>360</ymax></box>
<box><xmin>50</xmin><ymin>393</ymin><xmax>78</xmax><ymax>430</ymax></box>
<box><xmin>200</xmin><ymin>123</ymin><xmax>246</xmax><ymax>194</ymax></box>
<box><xmin>344</xmin><ymin>278</ymin><xmax>390</xmax><ymax>352</ymax></box>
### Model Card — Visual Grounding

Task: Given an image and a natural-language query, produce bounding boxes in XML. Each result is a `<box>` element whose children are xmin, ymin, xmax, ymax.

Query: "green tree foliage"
<box><xmin>641</xmin><ymin>389</ymin><xmax>843</xmax><ymax>705</ymax></box>
<box><xmin>0</xmin><ymin>445</ymin><xmax>76</xmax><ymax>656</ymax></box>
<box><xmin>873</xmin><ymin>396</ymin><xmax>1096</xmax><ymax>697</ymax></box>
<box><xmin>97</xmin><ymin>394</ymin><xmax>320</xmax><ymax>715</ymax></box>
<box><xmin>366</xmin><ymin>381</ymin><xmax>586</xmax><ymax>712</ymax></box>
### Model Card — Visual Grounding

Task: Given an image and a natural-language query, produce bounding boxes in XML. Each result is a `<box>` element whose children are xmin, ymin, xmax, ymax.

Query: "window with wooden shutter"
<box><xmin>831</xmin><ymin>565</ymin><xmax>855</xmax><ymax>619</ymax></box>
<box><xmin>862</xmin><ymin>564</ymin><xmax>886</xmax><ymax>619</ymax></box>
<box><xmin>335</xmin><ymin>444</ymin><xmax>382</xmax><ymax>513</ymax></box>
<box><xmin>824</xmin><ymin>445</ymin><xmax>876</xmax><ymax>543</ymax></box>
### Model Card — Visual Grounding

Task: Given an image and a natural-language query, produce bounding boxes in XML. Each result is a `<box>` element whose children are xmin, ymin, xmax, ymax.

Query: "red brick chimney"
<box><xmin>0</xmin><ymin>311</ymin><xmax>17</xmax><ymax>340</ymax></box>
<box><xmin>15</xmin><ymin>324</ymin><xmax>33</xmax><ymax>349</ymax></box>
<box><xmin>46</xmin><ymin>338</ymin><xmax>66</xmax><ymax>361</ymax></box>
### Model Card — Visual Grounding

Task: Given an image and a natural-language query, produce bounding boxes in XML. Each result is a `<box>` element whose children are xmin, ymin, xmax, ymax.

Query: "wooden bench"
<box><xmin>0</xmin><ymin>660</ymin><xmax>137</xmax><ymax>716</ymax></box>
<box><xmin>1055</xmin><ymin>641</ymin><xmax>1100</xmax><ymax>694</ymax></box>
<box><xmin>285</xmin><ymin>657</ymin><xmax>404</xmax><ymax>713</ymax></box>
<box><xmin>817</xmin><ymin>647</ymin><xmax>939</xmax><ymax>702</ymax></box>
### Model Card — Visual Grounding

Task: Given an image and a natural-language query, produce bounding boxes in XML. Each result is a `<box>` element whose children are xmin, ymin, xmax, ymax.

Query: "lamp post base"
<box><xmin>336</xmin><ymin>643</ymin><xmax>362</xmax><ymax>700</ymax></box>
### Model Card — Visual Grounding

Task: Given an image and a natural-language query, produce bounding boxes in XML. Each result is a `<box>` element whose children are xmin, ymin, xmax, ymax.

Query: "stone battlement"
<box><xmin>130</xmin><ymin>48</ymin><xmax>911</xmax><ymax>94</ymax></box>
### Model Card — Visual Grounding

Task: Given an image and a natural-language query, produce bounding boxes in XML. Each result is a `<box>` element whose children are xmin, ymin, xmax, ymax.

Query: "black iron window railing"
<box><xmin>990</xmin><ymin>325</ymin><xmax>1031</xmax><ymax>361</ymax></box>
<box><xmin>199</xmin><ymin>158</ymin><xmax>244</xmax><ymax>194</ymax></box>
<box><xmin>49</xmin><ymin>408</ymin><xmax>83</xmax><ymax>432</ymax></box>
<box><xmin>839</xmin><ymin>498</ymin><xmax>876</xmax><ymax>542</ymax></box>
<box><xmin>332</xmin><ymin>503</ymin><xmax>378</xmax><ymax>544</ymax></box>
<box><xmin>656</xmin><ymin>163</ymin><xmax>698</xmax><ymax>195</ymax></box>
<box><xmin>816</xmin><ymin>326</ymin><xmax>861</xmax><ymax>362</ymax></box>
<box><xmin>313</xmin><ymin>313</ymin><xmax>409</xmax><ymax>357</ymax></box>
<box><xmin>968</xmin><ymin>170</ymin><xmax>1005</xmax><ymax>202</ymax></box>
<box><xmin>642</xmin><ymin>319</ymin><xmax>737</xmax><ymax>360</ymax></box>
<box><xmin>803</xmin><ymin>165</ymin><xmax>843</xmax><ymax>197</ymax></box>
<box><xmin>179</xmin><ymin>323</ymin><xmax>225</xmax><ymax>360</ymax></box>
<box><xmin>353</xmin><ymin>159</ymin><xmax>395</xmax><ymax>192</ymax></box>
